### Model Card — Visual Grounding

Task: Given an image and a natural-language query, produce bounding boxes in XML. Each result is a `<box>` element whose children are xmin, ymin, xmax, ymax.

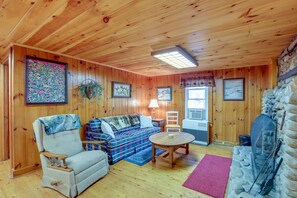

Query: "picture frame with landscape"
<box><xmin>112</xmin><ymin>81</ymin><xmax>132</xmax><ymax>98</ymax></box>
<box><xmin>223</xmin><ymin>78</ymin><xmax>245</xmax><ymax>101</ymax></box>
<box><xmin>157</xmin><ymin>86</ymin><xmax>172</xmax><ymax>101</ymax></box>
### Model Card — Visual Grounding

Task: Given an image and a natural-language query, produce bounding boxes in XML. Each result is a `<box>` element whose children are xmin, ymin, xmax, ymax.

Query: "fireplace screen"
<box><xmin>250</xmin><ymin>114</ymin><xmax>277</xmax><ymax>179</ymax></box>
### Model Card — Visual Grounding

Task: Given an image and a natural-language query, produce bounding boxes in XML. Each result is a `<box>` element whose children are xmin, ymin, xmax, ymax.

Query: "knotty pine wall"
<box><xmin>9</xmin><ymin>45</ymin><xmax>276</xmax><ymax>176</ymax></box>
<box><xmin>10</xmin><ymin>45</ymin><xmax>150</xmax><ymax>176</ymax></box>
<box><xmin>0</xmin><ymin>63</ymin><xmax>5</xmax><ymax>161</ymax></box>
<box><xmin>149</xmin><ymin>65</ymin><xmax>274</xmax><ymax>144</ymax></box>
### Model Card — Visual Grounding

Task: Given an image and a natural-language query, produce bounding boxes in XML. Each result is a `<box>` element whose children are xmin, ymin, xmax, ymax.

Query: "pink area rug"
<box><xmin>183</xmin><ymin>154</ymin><xmax>232</xmax><ymax>198</ymax></box>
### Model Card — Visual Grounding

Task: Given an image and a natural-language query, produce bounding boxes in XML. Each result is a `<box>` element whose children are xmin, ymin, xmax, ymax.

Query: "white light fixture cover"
<box><xmin>148</xmin><ymin>99</ymin><xmax>159</xmax><ymax>108</ymax></box>
<box><xmin>151</xmin><ymin>46</ymin><xmax>198</xmax><ymax>69</ymax></box>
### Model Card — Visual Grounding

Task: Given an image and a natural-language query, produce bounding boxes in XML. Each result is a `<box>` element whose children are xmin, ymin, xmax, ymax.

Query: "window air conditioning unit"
<box><xmin>182</xmin><ymin>119</ymin><xmax>209</xmax><ymax>146</ymax></box>
<box><xmin>189</xmin><ymin>110</ymin><xmax>205</xmax><ymax>120</ymax></box>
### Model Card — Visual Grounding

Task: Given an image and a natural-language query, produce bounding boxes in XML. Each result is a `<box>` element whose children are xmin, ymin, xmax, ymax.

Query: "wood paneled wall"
<box><xmin>8</xmin><ymin>45</ymin><xmax>275</xmax><ymax>176</ymax></box>
<box><xmin>0</xmin><ymin>64</ymin><xmax>4</xmax><ymax>161</ymax></box>
<box><xmin>149</xmin><ymin>66</ymin><xmax>273</xmax><ymax>144</ymax></box>
<box><xmin>10</xmin><ymin>46</ymin><xmax>150</xmax><ymax>176</ymax></box>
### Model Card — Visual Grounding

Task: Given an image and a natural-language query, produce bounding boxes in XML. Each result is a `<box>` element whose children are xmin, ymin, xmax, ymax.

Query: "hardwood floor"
<box><xmin>0</xmin><ymin>144</ymin><xmax>232</xmax><ymax>198</ymax></box>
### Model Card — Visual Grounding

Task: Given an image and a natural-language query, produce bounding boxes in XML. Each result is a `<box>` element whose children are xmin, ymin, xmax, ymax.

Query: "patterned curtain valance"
<box><xmin>179</xmin><ymin>76</ymin><xmax>215</xmax><ymax>88</ymax></box>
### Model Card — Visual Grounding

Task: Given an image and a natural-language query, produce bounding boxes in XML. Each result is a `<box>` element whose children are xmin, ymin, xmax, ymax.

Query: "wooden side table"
<box><xmin>152</xmin><ymin>118</ymin><xmax>165</xmax><ymax>131</ymax></box>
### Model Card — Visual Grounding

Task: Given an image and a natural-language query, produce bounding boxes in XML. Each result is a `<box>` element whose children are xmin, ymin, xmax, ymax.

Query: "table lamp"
<box><xmin>148</xmin><ymin>99</ymin><xmax>159</xmax><ymax>119</ymax></box>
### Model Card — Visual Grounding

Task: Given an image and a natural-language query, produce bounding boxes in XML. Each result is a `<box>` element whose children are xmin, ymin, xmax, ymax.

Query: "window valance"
<box><xmin>179</xmin><ymin>76</ymin><xmax>215</xmax><ymax>88</ymax></box>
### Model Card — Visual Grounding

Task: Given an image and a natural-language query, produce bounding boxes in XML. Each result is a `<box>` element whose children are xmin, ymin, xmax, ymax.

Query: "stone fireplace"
<box><xmin>273</xmin><ymin>36</ymin><xmax>297</xmax><ymax>197</ymax></box>
<box><xmin>261</xmin><ymin>79</ymin><xmax>297</xmax><ymax>197</ymax></box>
<box><xmin>227</xmin><ymin>36</ymin><xmax>297</xmax><ymax>197</ymax></box>
<box><xmin>227</xmin><ymin>111</ymin><xmax>279</xmax><ymax>197</ymax></box>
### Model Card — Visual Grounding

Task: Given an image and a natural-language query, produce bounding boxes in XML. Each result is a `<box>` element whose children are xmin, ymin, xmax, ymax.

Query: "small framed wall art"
<box><xmin>112</xmin><ymin>81</ymin><xmax>132</xmax><ymax>98</ymax></box>
<box><xmin>157</xmin><ymin>86</ymin><xmax>172</xmax><ymax>101</ymax></box>
<box><xmin>223</xmin><ymin>78</ymin><xmax>245</xmax><ymax>101</ymax></box>
<box><xmin>25</xmin><ymin>56</ymin><xmax>68</xmax><ymax>104</ymax></box>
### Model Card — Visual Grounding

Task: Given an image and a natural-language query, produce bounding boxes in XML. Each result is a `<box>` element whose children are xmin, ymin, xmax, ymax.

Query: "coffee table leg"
<box><xmin>152</xmin><ymin>144</ymin><xmax>156</xmax><ymax>163</ymax></box>
<box><xmin>185</xmin><ymin>143</ymin><xmax>189</xmax><ymax>155</ymax></box>
<box><xmin>169</xmin><ymin>147</ymin><xmax>174</xmax><ymax>168</ymax></box>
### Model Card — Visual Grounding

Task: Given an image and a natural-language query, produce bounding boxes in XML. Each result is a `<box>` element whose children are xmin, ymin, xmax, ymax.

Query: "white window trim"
<box><xmin>185</xmin><ymin>87</ymin><xmax>208</xmax><ymax>120</ymax></box>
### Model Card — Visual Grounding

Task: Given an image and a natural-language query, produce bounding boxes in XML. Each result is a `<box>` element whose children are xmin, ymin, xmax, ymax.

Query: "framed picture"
<box><xmin>223</xmin><ymin>78</ymin><xmax>245</xmax><ymax>101</ymax></box>
<box><xmin>157</xmin><ymin>86</ymin><xmax>172</xmax><ymax>101</ymax></box>
<box><xmin>112</xmin><ymin>81</ymin><xmax>132</xmax><ymax>98</ymax></box>
<box><xmin>25</xmin><ymin>56</ymin><xmax>68</xmax><ymax>104</ymax></box>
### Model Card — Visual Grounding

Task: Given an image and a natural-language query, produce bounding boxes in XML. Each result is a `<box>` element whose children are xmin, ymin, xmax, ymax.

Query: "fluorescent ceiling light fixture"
<box><xmin>151</xmin><ymin>46</ymin><xmax>198</xmax><ymax>69</ymax></box>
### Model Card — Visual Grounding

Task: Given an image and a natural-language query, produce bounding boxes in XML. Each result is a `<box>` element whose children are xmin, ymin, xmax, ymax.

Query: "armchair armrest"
<box><xmin>42</xmin><ymin>151</ymin><xmax>67</xmax><ymax>159</ymax></box>
<box><xmin>41</xmin><ymin>151</ymin><xmax>72</xmax><ymax>172</ymax></box>
<box><xmin>82</xmin><ymin>140</ymin><xmax>105</xmax><ymax>150</ymax></box>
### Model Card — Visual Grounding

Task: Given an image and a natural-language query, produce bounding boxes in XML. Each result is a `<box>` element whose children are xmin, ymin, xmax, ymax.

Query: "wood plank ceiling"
<box><xmin>0</xmin><ymin>0</ymin><xmax>297</xmax><ymax>76</ymax></box>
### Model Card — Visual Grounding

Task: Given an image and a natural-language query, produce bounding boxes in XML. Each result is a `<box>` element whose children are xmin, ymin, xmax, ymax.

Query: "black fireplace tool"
<box><xmin>248</xmin><ymin>138</ymin><xmax>282</xmax><ymax>194</ymax></box>
<box><xmin>260</xmin><ymin>157</ymin><xmax>283</xmax><ymax>195</ymax></box>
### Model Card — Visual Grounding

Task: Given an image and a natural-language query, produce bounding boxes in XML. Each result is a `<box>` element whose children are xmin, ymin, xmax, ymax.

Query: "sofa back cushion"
<box><xmin>102</xmin><ymin>115</ymin><xmax>131</xmax><ymax>131</ymax></box>
<box><xmin>43</xmin><ymin>128</ymin><xmax>84</xmax><ymax>157</ymax></box>
<box><xmin>87</xmin><ymin>114</ymin><xmax>141</xmax><ymax>135</ymax></box>
<box><xmin>128</xmin><ymin>114</ymin><xmax>140</xmax><ymax>126</ymax></box>
<box><xmin>116</xmin><ymin>124</ymin><xmax>141</xmax><ymax>133</ymax></box>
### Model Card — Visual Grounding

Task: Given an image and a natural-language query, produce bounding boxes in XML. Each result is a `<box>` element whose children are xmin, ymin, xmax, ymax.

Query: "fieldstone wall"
<box><xmin>263</xmin><ymin>77</ymin><xmax>297</xmax><ymax>198</ymax></box>
<box><xmin>261</xmin><ymin>90</ymin><xmax>275</xmax><ymax>117</ymax></box>
<box><xmin>275</xmin><ymin>36</ymin><xmax>297</xmax><ymax>197</ymax></box>
<box><xmin>227</xmin><ymin>146</ymin><xmax>278</xmax><ymax>198</ymax></box>
<box><xmin>278</xmin><ymin>36</ymin><xmax>297</xmax><ymax>76</ymax></box>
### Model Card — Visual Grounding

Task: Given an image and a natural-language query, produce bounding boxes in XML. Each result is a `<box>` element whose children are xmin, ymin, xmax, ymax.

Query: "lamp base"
<box><xmin>151</xmin><ymin>108</ymin><xmax>156</xmax><ymax>119</ymax></box>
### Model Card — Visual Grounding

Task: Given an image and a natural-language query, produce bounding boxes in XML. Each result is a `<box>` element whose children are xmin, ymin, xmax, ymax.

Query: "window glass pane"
<box><xmin>188</xmin><ymin>100</ymin><xmax>205</xmax><ymax>109</ymax></box>
<box><xmin>188</xmin><ymin>90</ymin><xmax>205</xmax><ymax>99</ymax></box>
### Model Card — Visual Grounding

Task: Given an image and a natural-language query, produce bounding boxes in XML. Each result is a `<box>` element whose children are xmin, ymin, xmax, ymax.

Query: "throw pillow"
<box><xmin>140</xmin><ymin>114</ymin><xmax>153</xmax><ymax>128</ymax></box>
<box><xmin>101</xmin><ymin>121</ymin><xmax>115</xmax><ymax>138</ymax></box>
<box><xmin>102</xmin><ymin>115</ymin><xmax>131</xmax><ymax>131</ymax></box>
<box><xmin>129</xmin><ymin>114</ymin><xmax>140</xmax><ymax>125</ymax></box>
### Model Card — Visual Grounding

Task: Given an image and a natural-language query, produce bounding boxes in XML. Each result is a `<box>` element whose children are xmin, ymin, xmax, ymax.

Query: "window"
<box><xmin>185</xmin><ymin>87</ymin><xmax>208</xmax><ymax>120</ymax></box>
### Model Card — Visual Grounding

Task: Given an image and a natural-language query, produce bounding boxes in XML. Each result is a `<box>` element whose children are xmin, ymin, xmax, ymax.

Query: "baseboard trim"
<box><xmin>192</xmin><ymin>140</ymin><xmax>208</xmax><ymax>146</ymax></box>
<box><xmin>212</xmin><ymin>139</ymin><xmax>238</xmax><ymax>146</ymax></box>
<box><xmin>11</xmin><ymin>164</ymin><xmax>40</xmax><ymax>177</ymax></box>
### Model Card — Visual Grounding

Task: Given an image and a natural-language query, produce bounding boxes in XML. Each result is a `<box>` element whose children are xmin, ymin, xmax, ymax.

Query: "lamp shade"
<box><xmin>148</xmin><ymin>99</ymin><xmax>159</xmax><ymax>108</ymax></box>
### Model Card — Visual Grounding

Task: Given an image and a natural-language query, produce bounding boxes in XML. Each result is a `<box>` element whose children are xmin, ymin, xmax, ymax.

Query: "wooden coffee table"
<box><xmin>149</xmin><ymin>132</ymin><xmax>195</xmax><ymax>168</ymax></box>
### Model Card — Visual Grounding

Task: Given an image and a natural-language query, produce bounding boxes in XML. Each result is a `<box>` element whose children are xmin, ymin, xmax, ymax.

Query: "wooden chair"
<box><xmin>165</xmin><ymin>111</ymin><xmax>181</xmax><ymax>132</ymax></box>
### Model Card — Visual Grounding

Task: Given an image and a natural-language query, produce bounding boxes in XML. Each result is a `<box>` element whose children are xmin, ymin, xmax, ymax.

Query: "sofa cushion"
<box><xmin>101</xmin><ymin>121</ymin><xmax>115</xmax><ymax>138</ymax></box>
<box><xmin>102</xmin><ymin>115</ymin><xmax>131</xmax><ymax>131</ymax></box>
<box><xmin>88</xmin><ymin>114</ymin><xmax>140</xmax><ymax>133</ymax></box>
<box><xmin>107</xmin><ymin>126</ymin><xmax>160</xmax><ymax>148</ymax></box>
<box><xmin>140</xmin><ymin>115</ymin><xmax>153</xmax><ymax>128</ymax></box>
<box><xmin>116</xmin><ymin>124</ymin><xmax>140</xmax><ymax>133</ymax></box>
<box><xmin>128</xmin><ymin>114</ymin><xmax>140</xmax><ymax>126</ymax></box>
<box><xmin>66</xmin><ymin>150</ymin><xmax>106</xmax><ymax>174</ymax></box>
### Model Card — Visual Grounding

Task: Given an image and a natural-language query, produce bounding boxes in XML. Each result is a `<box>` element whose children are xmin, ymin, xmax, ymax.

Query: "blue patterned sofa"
<box><xmin>86</xmin><ymin>114</ymin><xmax>161</xmax><ymax>164</ymax></box>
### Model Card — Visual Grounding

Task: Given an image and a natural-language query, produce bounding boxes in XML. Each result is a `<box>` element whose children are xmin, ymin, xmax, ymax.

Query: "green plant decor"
<box><xmin>77</xmin><ymin>79</ymin><xmax>102</xmax><ymax>103</ymax></box>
